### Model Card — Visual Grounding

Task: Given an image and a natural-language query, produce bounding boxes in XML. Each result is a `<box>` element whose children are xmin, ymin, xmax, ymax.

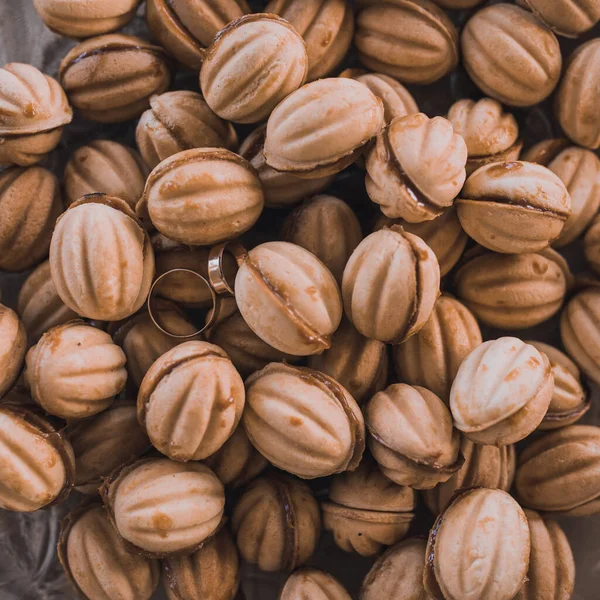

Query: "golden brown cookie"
<box><xmin>50</xmin><ymin>194</ymin><xmax>155</xmax><ymax>321</ymax></box>
<box><xmin>0</xmin><ymin>62</ymin><xmax>72</xmax><ymax>166</ymax></box>
<box><xmin>461</xmin><ymin>4</ymin><xmax>561</xmax><ymax>106</ymax></box>
<box><xmin>456</xmin><ymin>161</ymin><xmax>571</xmax><ymax>254</ymax></box>
<box><xmin>59</xmin><ymin>34</ymin><xmax>171</xmax><ymax>123</ymax></box>
<box><xmin>200</xmin><ymin>14</ymin><xmax>308</xmax><ymax>124</ymax></box>
<box><xmin>342</xmin><ymin>227</ymin><xmax>440</xmax><ymax>343</ymax></box>
<box><xmin>0</xmin><ymin>166</ymin><xmax>63</xmax><ymax>272</ymax></box>
<box><xmin>243</xmin><ymin>363</ymin><xmax>365</xmax><ymax>479</ymax></box>
<box><xmin>355</xmin><ymin>0</ymin><xmax>458</xmax><ymax>84</ymax></box>
<box><xmin>136</xmin><ymin>91</ymin><xmax>238</xmax><ymax>170</ymax></box>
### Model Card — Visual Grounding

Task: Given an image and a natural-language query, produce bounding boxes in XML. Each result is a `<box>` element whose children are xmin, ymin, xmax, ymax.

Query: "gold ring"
<box><xmin>147</xmin><ymin>268</ymin><xmax>215</xmax><ymax>338</ymax></box>
<box><xmin>208</xmin><ymin>241</ymin><xmax>248</xmax><ymax>296</ymax></box>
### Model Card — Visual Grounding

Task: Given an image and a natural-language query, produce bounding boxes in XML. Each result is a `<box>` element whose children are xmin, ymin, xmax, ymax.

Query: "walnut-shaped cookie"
<box><xmin>17</xmin><ymin>261</ymin><xmax>78</xmax><ymax>344</ymax></box>
<box><xmin>206</xmin><ymin>306</ymin><xmax>298</xmax><ymax>378</ymax></box>
<box><xmin>280</xmin><ymin>569</ymin><xmax>351</xmax><ymax>600</ymax></box>
<box><xmin>584</xmin><ymin>214</ymin><xmax>600</xmax><ymax>275</ymax></box>
<box><xmin>447</xmin><ymin>98</ymin><xmax>522</xmax><ymax>176</ymax></box>
<box><xmin>282</xmin><ymin>195</ymin><xmax>362</xmax><ymax>284</ymax></box>
<box><xmin>454</xmin><ymin>249</ymin><xmax>568</xmax><ymax>329</ymax></box>
<box><xmin>266</xmin><ymin>0</ymin><xmax>353</xmax><ymax>81</ymax></box>
<box><xmin>322</xmin><ymin>459</ymin><xmax>416</xmax><ymax>556</ymax></box>
<box><xmin>25</xmin><ymin>321</ymin><xmax>127</xmax><ymax>419</ymax></box>
<box><xmin>366</xmin><ymin>113</ymin><xmax>467</xmax><ymax>222</ymax></box>
<box><xmin>163</xmin><ymin>527</ymin><xmax>240</xmax><ymax>600</ymax></box>
<box><xmin>113</xmin><ymin>306</ymin><xmax>199</xmax><ymax>388</ymax></box>
<box><xmin>0</xmin><ymin>166</ymin><xmax>62</xmax><ymax>272</ymax></box>
<box><xmin>136</xmin><ymin>91</ymin><xmax>238</xmax><ymax>170</ymax></box>
<box><xmin>244</xmin><ymin>363</ymin><xmax>365</xmax><ymax>479</ymax></box>
<box><xmin>561</xmin><ymin>287</ymin><xmax>600</xmax><ymax>384</ymax></box>
<box><xmin>50</xmin><ymin>194</ymin><xmax>155</xmax><ymax>321</ymax></box>
<box><xmin>137</xmin><ymin>342</ymin><xmax>245</xmax><ymax>462</ymax></box>
<box><xmin>557</xmin><ymin>39</ymin><xmax>600</xmax><ymax>149</ymax></box>
<box><xmin>146</xmin><ymin>0</ymin><xmax>250</xmax><ymax>70</ymax></box>
<box><xmin>456</xmin><ymin>161</ymin><xmax>571</xmax><ymax>253</ymax></box>
<box><xmin>393</xmin><ymin>295</ymin><xmax>481</xmax><ymax>404</ymax></box>
<box><xmin>63</xmin><ymin>140</ymin><xmax>148</xmax><ymax>209</ymax></box>
<box><xmin>360</xmin><ymin>538</ymin><xmax>430</xmax><ymax>600</ymax></box>
<box><xmin>355</xmin><ymin>0</ymin><xmax>458</xmax><ymax>84</ymax></box>
<box><xmin>308</xmin><ymin>318</ymin><xmax>388</xmax><ymax>405</ymax></box>
<box><xmin>514</xmin><ymin>510</ymin><xmax>575</xmax><ymax>600</ymax></box>
<box><xmin>58</xmin><ymin>504</ymin><xmax>160</xmax><ymax>600</ymax></box>
<box><xmin>0</xmin><ymin>62</ymin><xmax>72</xmax><ymax>166</ymax></box>
<box><xmin>239</xmin><ymin>125</ymin><xmax>334</xmax><ymax>209</ymax></box>
<box><xmin>518</xmin><ymin>0</ymin><xmax>600</xmax><ymax>38</ymax></box>
<box><xmin>0</xmin><ymin>405</ymin><xmax>75</xmax><ymax>511</ymax></box>
<box><xmin>366</xmin><ymin>384</ymin><xmax>462</xmax><ymax>489</ymax></box>
<box><xmin>450</xmin><ymin>337</ymin><xmax>554</xmax><ymax>446</ymax></box>
<box><xmin>59</xmin><ymin>34</ymin><xmax>171</xmax><ymax>123</ymax></box>
<box><xmin>340</xmin><ymin>69</ymin><xmax>418</xmax><ymax>124</ymax></box>
<box><xmin>424</xmin><ymin>488</ymin><xmax>530</xmax><ymax>600</ymax></box>
<box><xmin>374</xmin><ymin>207</ymin><xmax>468</xmax><ymax>277</ymax></box>
<box><xmin>102</xmin><ymin>458</ymin><xmax>225</xmax><ymax>556</ymax></box>
<box><xmin>232</xmin><ymin>475</ymin><xmax>321</xmax><ymax>572</ymax></box>
<box><xmin>235</xmin><ymin>241</ymin><xmax>342</xmax><ymax>356</ymax></box>
<box><xmin>140</xmin><ymin>148</ymin><xmax>263</xmax><ymax>245</ymax></box>
<box><xmin>342</xmin><ymin>227</ymin><xmax>440</xmax><ymax>344</ymax></box>
<box><xmin>528</xmin><ymin>341</ymin><xmax>588</xmax><ymax>430</ymax></box>
<box><xmin>423</xmin><ymin>439</ymin><xmax>516</xmax><ymax>515</ymax></box>
<box><xmin>33</xmin><ymin>0</ymin><xmax>143</xmax><ymax>38</ymax></box>
<box><xmin>462</xmin><ymin>4</ymin><xmax>561</xmax><ymax>107</ymax></box>
<box><xmin>544</xmin><ymin>146</ymin><xmax>600</xmax><ymax>246</ymax></box>
<box><xmin>515</xmin><ymin>425</ymin><xmax>600</xmax><ymax>516</ymax></box>
<box><xmin>204</xmin><ymin>425</ymin><xmax>268</xmax><ymax>489</ymax></box>
<box><xmin>201</xmin><ymin>14</ymin><xmax>308</xmax><ymax>124</ymax></box>
<box><xmin>0</xmin><ymin>305</ymin><xmax>27</xmax><ymax>399</ymax></box>
<box><xmin>264</xmin><ymin>77</ymin><xmax>385</xmax><ymax>179</ymax></box>
<box><xmin>68</xmin><ymin>404</ymin><xmax>151</xmax><ymax>494</ymax></box>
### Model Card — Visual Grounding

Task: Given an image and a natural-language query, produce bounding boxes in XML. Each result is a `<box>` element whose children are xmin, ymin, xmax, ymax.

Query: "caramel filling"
<box><xmin>270</xmin><ymin>477</ymin><xmax>299</xmax><ymax>571</ymax></box>
<box><xmin>322</xmin><ymin>501</ymin><xmax>414</xmax><ymax>521</ymax></box>
<box><xmin>387</xmin><ymin>227</ymin><xmax>426</xmax><ymax>345</ymax></box>
<box><xmin>465</xmin><ymin>194</ymin><xmax>570</xmax><ymax>220</ymax></box>
<box><xmin>0</xmin><ymin>124</ymin><xmax>63</xmax><ymax>139</ymax></box>
<box><xmin>207</xmin><ymin>13</ymin><xmax>301</xmax><ymax>60</ymax></box>
<box><xmin>239</xmin><ymin>126</ymin><xmax>267</xmax><ymax>163</ymax></box>
<box><xmin>382</xmin><ymin>132</ymin><xmax>443</xmax><ymax>215</ymax></box>
<box><xmin>163</xmin><ymin>0</ymin><xmax>204</xmax><ymax>50</ymax></box>
<box><xmin>543</xmin><ymin>396</ymin><xmax>590</xmax><ymax>423</ymax></box>
<box><xmin>145</xmin><ymin>148</ymin><xmax>255</xmax><ymax>190</ymax></box>
<box><xmin>367</xmin><ymin>427</ymin><xmax>464</xmax><ymax>475</ymax></box>
<box><xmin>61</xmin><ymin>43</ymin><xmax>169</xmax><ymax>74</ymax></box>
<box><xmin>243</xmin><ymin>258</ymin><xmax>330</xmax><ymax>351</ymax></box>
<box><xmin>424</xmin><ymin>488</ymin><xmax>480</xmax><ymax>599</ymax></box>
<box><xmin>294</xmin><ymin>365</ymin><xmax>365</xmax><ymax>472</ymax></box>
<box><xmin>150</xmin><ymin>100</ymin><xmax>191</xmax><ymax>150</ymax></box>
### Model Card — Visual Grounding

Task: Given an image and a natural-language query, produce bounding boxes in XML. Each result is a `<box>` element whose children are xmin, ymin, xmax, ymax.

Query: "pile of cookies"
<box><xmin>1</xmin><ymin>0</ymin><xmax>600</xmax><ymax>599</ymax></box>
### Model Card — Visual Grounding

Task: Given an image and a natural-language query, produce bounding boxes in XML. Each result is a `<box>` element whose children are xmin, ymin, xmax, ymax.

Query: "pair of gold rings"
<box><xmin>147</xmin><ymin>241</ymin><xmax>247</xmax><ymax>339</ymax></box>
